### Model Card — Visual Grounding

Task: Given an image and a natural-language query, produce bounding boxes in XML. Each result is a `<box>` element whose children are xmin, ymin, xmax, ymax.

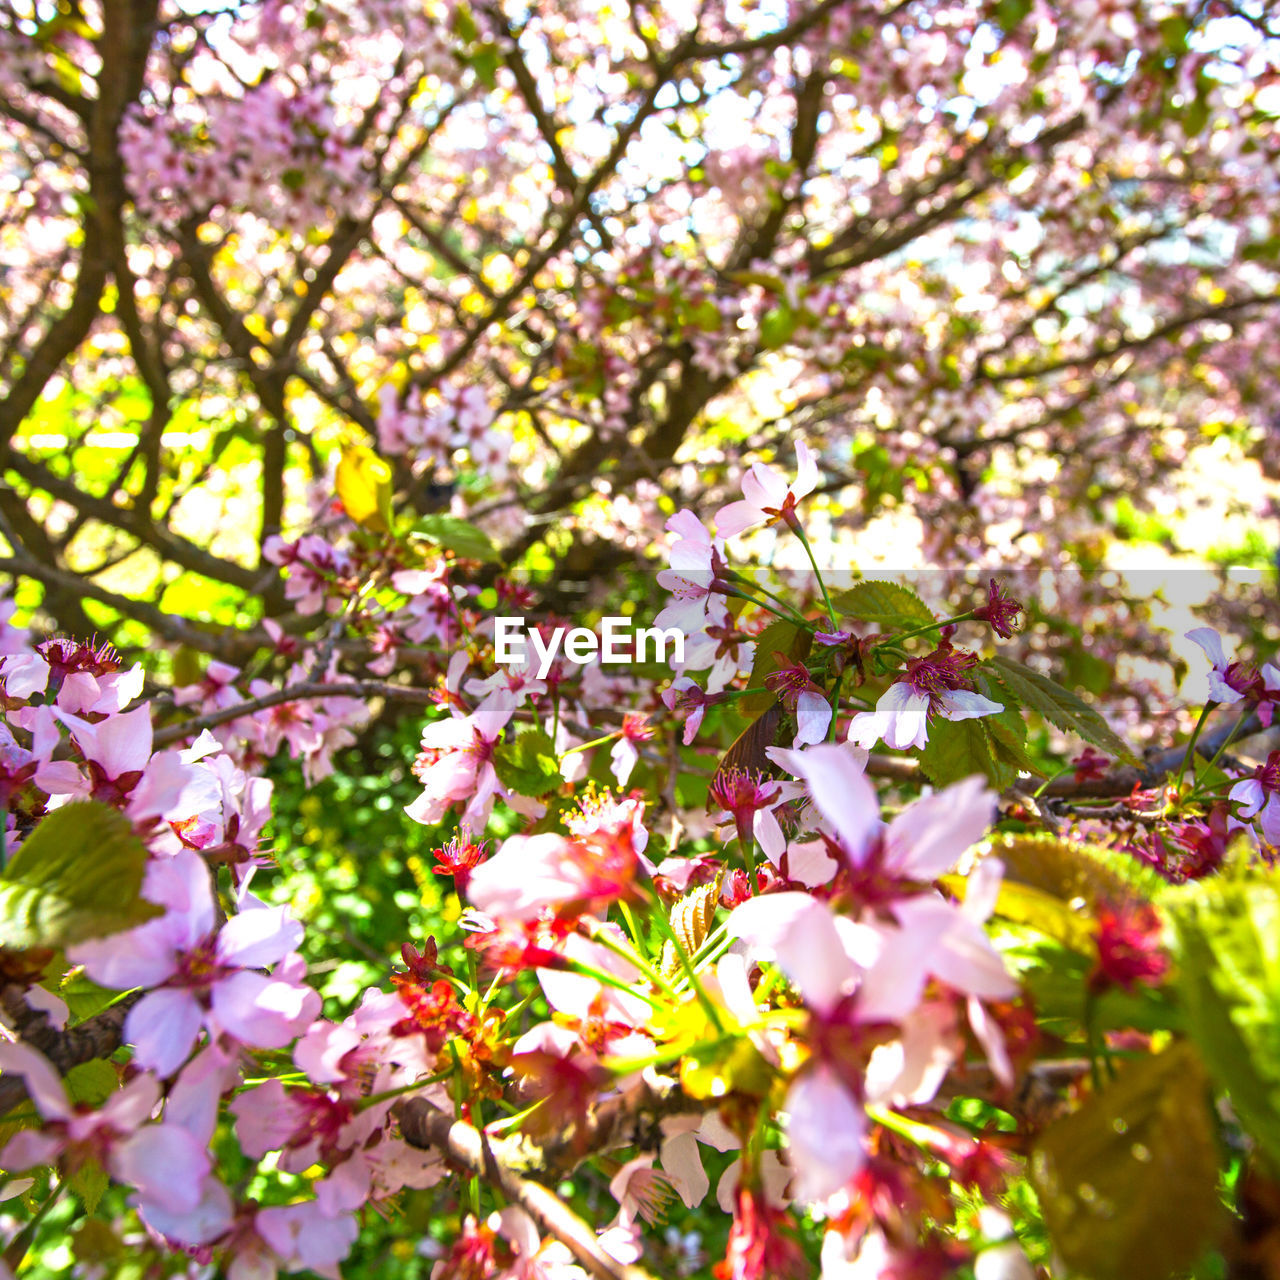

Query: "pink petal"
<box><xmin>112</xmin><ymin>1123</ymin><xmax>211</xmax><ymax>1213</ymax></box>
<box><xmin>792</xmin><ymin>441</ymin><xmax>819</xmax><ymax>499</ymax></box>
<box><xmin>770</xmin><ymin>743</ymin><xmax>879</xmax><ymax>862</ymax></box>
<box><xmin>936</xmin><ymin>689</ymin><xmax>1004</xmax><ymax>722</ymax></box>
<box><xmin>216</xmin><ymin>904</ymin><xmax>303</xmax><ymax>969</ymax></box>
<box><xmin>136</xmin><ymin>1175</ymin><xmax>233</xmax><ymax>1247</ymax></box>
<box><xmin>740</xmin><ymin>461</ymin><xmax>788</xmax><ymax>512</ymax></box>
<box><xmin>126</xmin><ymin>988</ymin><xmax>204</xmax><ymax>1078</ymax></box>
<box><xmin>0</xmin><ymin>1042</ymin><xmax>68</xmax><ymax>1120</ymax></box>
<box><xmin>211</xmin><ymin>971</ymin><xmax>315</xmax><ymax>1048</ymax></box>
<box><xmin>785</xmin><ymin>1066</ymin><xmax>865</xmax><ymax>1203</ymax></box>
<box><xmin>726</xmin><ymin>892</ymin><xmax>858</xmax><ymax>1014</ymax></box>
<box><xmin>885</xmin><ymin>775</ymin><xmax>995</xmax><ymax>879</ymax></box>
<box><xmin>792</xmin><ymin>690</ymin><xmax>832</xmax><ymax>747</ymax></box>
<box><xmin>713</xmin><ymin>499</ymin><xmax>763</xmax><ymax>538</ymax></box>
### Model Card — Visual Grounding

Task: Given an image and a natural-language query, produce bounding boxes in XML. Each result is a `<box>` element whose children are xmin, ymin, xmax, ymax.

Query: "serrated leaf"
<box><xmin>410</xmin><ymin>513</ymin><xmax>501</xmax><ymax>564</ymax></box>
<box><xmin>917</xmin><ymin>718</ymin><xmax>995</xmax><ymax>788</ymax></box>
<box><xmin>985</xmin><ymin>833</ymin><xmax>1145</xmax><ymax>908</ymax></box>
<box><xmin>978</xmin><ymin>676</ymin><xmax>1044</xmax><ymax>781</ymax></box>
<box><xmin>0</xmin><ymin>801</ymin><xmax>161</xmax><ymax>949</ymax></box>
<box><xmin>829</xmin><ymin>581</ymin><xmax>934</xmax><ymax>630</ymax></box>
<box><xmin>68</xmin><ymin>1155</ymin><xmax>109</xmax><ymax>1214</ymax></box>
<box><xmin>1030</xmin><ymin>1042</ymin><xmax>1222</xmax><ymax>1280</ymax></box>
<box><xmin>335</xmin><ymin>444</ymin><xmax>393</xmax><ymax>532</ymax></box>
<box><xmin>987</xmin><ymin>655</ymin><xmax>1136</xmax><ymax>764</ymax></box>
<box><xmin>1168</xmin><ymin>874</ymin><xmax>1280</xmax><ymax>1168</ymax></box>
<box><xmin>491</xmin><ymin>729</ymin><xmax>561</xmax><ymax>798</ymax></box>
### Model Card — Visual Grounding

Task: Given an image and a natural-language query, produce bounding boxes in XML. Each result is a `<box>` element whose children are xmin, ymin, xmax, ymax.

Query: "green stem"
<box><xmin>618</xmin><ymin>901</ymin><xmax>646</xmax><ymax>954</ymax></box>
<box><xmin>891</xmin><ymin>609</ymin><xmax>977</xmax><ymax>647</ymax></box>
<box><xmin>718</xmin><ymin>582</ymin><xmax>811</xmax><ymax>629</ymax></box>
<box><xmin>1186</xmin><ymin>709</ymin><xmax>1251</xmax><ymax>801</ymax></box>
<box><xmin>1033</xmin><ymin>764</ymin><xmax>1073</xmax><ymax>798</ymax></box>
<box><xmin>728</xmin><ymin>572</ymin><xmax>811</xmax><ymax>626</ymax></box>
<box><xmin>564</xmin><ymin>955</ymin><xmax>663</xmax><ymax>1008</ymax></box>
<box><xmin>828</xmin><ymin>668</ymin><xmax>845</xmax><ymax>741</ymax></box>
<box><xmin>3</xmin><ymin>1177</ymin><xmax>65</xmax><ymax>1271</ymax></box>
<box><xmin>559</xmin><ymin>731</ymin><xmax>621</xmax><ymax>760</ymax></box>
<box><xmin>1175</xmin><ymin>703</ymin><xmax>1215</xmax><ymax>790</ymax></box>
<box><xmin>646</xmin><ymin>895</ymin><xmax>726</xmax><ymax>1034</ymax></box>
<box><xmin>358</xmin><ymin>1068</ymin><xmax>453</xmax><ymax>1111</ymax></box>
<box><xmin>792</xmin><ymin>524</ymin><xmax>839</xmax><ymax>631</ymax></box>
<box><xmin>586</xmin><ymin>926</ymin><xmax>675</xmax><ymax>1003</ymax></box>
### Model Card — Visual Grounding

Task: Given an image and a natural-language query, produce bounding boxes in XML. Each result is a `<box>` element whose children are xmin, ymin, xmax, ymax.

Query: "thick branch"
<box><xmin>397</xmin><ymin>1100</ymin><xmax>661</xmax><ymax>1280</ymax></box>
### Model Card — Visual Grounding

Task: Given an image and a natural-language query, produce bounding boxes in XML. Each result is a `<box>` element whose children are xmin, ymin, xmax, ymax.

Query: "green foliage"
<box><xmin>918</xmin><ymin>717</ymin><xmax>998</xmax><ymax>788</ymax></box>
<box><xmin>986</xmin><ymin>654</ymin><xmax>1137</xmax><ymax>763</ymax></box>
<box><xmin>988</xmin><ymin>832</ymin><xmax>1163</xmax><ymax>908</ymax></box>
<box><xmin>0</xmin><ymin>801</ymin><xmax>160</xmax><ymax>949</ymax></box>
<box><xmin>740</xmin><ymin>617</ymin><xmax>801</xmax><ymax>715</ymax></box>
<box><xmin>410</xmin><ymin>514</ymin><xmax>502</xmax><ymax>563</ymax></box>
<box><xmin>829</xmin><ymin>580</ymin><xmax>934</xmax><ymax>629</ymax></box>
<box><xmin>1168</xmin><ymin>871</ymin><xmax>1280</xmax><ymax>1170</ymax></box>
<box><xmin>1030</xmin><ymin>1042</ymin><xmax>1222</xmax><ymax>1280</ymax></box>
<box><xmin>492</xmin><ymin>729</ymin><xmax>562</xmax><ymax>798</ymax></box>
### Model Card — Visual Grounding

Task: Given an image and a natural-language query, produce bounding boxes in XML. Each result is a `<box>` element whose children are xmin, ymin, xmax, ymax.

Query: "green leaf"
<box><xmin>981</xmin><ymin>694</ymin><xmax>1044</xmax><ymax>782</ymax></box>
<box><xmin>946</xmin><ymin>872</ymin><xmax>1095</xmax><ymax>952</ymax></box>
<box><xmin>740</xmin><ymin>619</ymin><xmax>804</xmax><ymax>716</ymax></box>
<box><xmin>760</xmin><ymin>305</ymin><xmax>798</xmax><ymax>350</ymax></box>
<box><xmin>987</xmin><ymin>654</ymin><xmax>1137</xmax><ymax>763</ymax></box>
<box><xmin>410</xmin><ymin>514</ymin><xmax>501</xmax><ymax>564</ymax></box>
<box><xmin>1030</xmin><ymin>1042</ymin><xmax>1222</xmax><ymax>1280</ymax></box>
<box><xmin>986</xmin><ymin>832</ymin><xmax>1152</xmax><ymax>908</ymax></box>
<box><xmin>492</xmin><ymin>729</ymin><xmax>562</xmax><ymax>798</ymax></box>
<box><xmin>68</xmin><ymin>1156</ymin><xmax>109</xmax><ymax>1214</ymax></box>
<box><xmin>829</xmin><ymin>580</ymin><xmax>934</xmax><ymax>630</ymax></box>
<box><xmin>1007</xmin><ymin>937</ymin><xmax>1177</xmax><ymax>1037</ymax></box>
<box><xmin>0</xmin><ymin>801</ymin><xmax>161</xmax><ymax>949</ymax></box>
<box><xmin>60</xmin><ymin>968</ymin><xmax>128</xmax><ymax>1025</ymax></box>
<box><xmin>1168</xmin><ymin>873</ymin><xmax>1280</xmax><ymax>1168</ymax></box>
<box><xmin>917</xmin><ymin>717</ymin><xmax>994</xmax><ymax>788</ymax></box>
<box><xmin>65</xmin><ymin>1059</ymin><xmax>118</xmax><ymax>1108</ymax></box>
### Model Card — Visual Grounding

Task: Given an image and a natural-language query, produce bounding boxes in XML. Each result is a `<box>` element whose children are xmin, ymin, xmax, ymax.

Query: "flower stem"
<box><xmin>792</xmin><ymin>525</ymin><xmax>839</xmax><ymax>631</ymax></box>
<box><xmin>1175</xmin><ymin>703</ymin><xmax>1215</xmax><ymax>790</ymax></box>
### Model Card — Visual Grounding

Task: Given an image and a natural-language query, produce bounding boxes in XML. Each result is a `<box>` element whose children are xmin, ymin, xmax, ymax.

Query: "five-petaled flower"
<box><xmin>847</xmin><ymin>638</ymin><xmax>1003</xmax><ymax>751</ymax></box>
<box><xmin>715</xmin><ymin>443</ymin><xmax>819</xmax><ymax>537</ymax></box>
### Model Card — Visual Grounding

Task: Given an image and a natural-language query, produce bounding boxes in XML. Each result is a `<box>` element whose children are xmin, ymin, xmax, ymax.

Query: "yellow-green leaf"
<box><xmin>1030</xmin><ymin>1042</ymin><xmax>1222</xmax><ymax>1280</ymax></box>
<box><xmin>0</xmin><ymin>801</ymin><xmax>161</xmax><ymax>949</ymax></box>
<box><xmin>335</xmin><ymin>444</ymin><xmax>393</xmax><ymax>532</ymax></box>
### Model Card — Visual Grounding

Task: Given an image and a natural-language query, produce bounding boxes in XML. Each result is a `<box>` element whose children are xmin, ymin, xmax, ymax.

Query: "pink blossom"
<box><xmin>715</xmin><ymin>442</ymin><xmax>820</xmax><ymax>537</ymax></box>
<box><xmin>69</xmin><ymin>850</ymin><xmax>317</xmax><ymax>1077</ymax></box>
<box><xmin>405</xmin><ymin>690</ymin><xmax>516</xmax><ymax>829</ymax></box>
<box><xmin>848</xmin><ymin>640</ymin><xmax>1002</xmax><ymax>751</ymax></box>
<box><xmin>1187</xmin><ymin>627</ymin><xmax>1263</xmax><ymax>704</ymax></box>
<box><xmin>0</xmin><ymin>1043</ymin><xmax>209</xmax><ymax>1215</ymax></box>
